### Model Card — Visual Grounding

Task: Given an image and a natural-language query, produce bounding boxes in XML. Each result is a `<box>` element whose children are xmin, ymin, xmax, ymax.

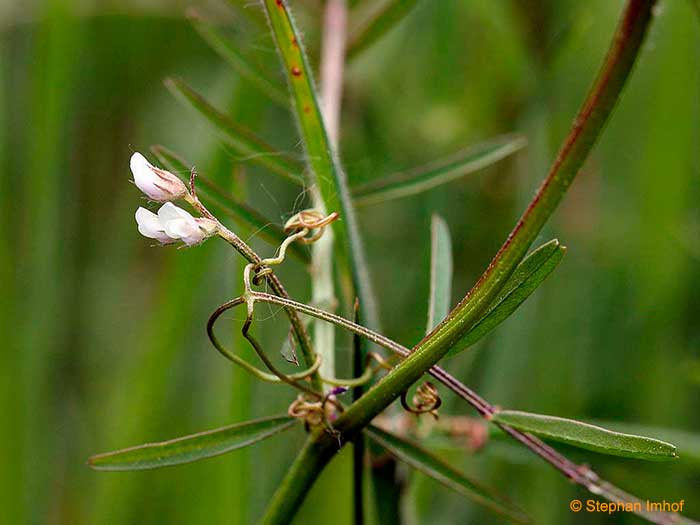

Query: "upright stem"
<box><xmin>320</xmin><ymin>0</ymin><xmax>348</xmax><ymax>147</ymax></box>
<box><xmin>262</xmin><ymin>0</ymin><xmax>658</xmax><ymax>522</ymax></box>
<box><xmin>312</xmin><ymin>0</ymin><xmax>348</xmax><ymax>386</ymax></box>
<box><xmin>318</xmin><ymin>4</ymin><xmax>369</xmax><ymax>524</ymax></box>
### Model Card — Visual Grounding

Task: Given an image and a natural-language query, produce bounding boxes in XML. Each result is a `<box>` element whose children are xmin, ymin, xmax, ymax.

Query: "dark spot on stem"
<box><xmin>303</xmin><ymin>105</ymin><xmax>311</xmax><ymax>113</ymax></box>
<box><xmin>291</xmin><ymin>66</ymin><xmax>302</xmax><ymax>77</ymax></box>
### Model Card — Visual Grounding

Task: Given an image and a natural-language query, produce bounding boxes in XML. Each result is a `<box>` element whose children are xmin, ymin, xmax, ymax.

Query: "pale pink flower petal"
<box><xmin>135</xmin><ymin>207</ymin><xmax>174</xmax><ymax>244</ymax></box>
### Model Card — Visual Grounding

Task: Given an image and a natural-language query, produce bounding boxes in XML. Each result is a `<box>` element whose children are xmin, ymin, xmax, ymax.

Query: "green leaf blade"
<box><xmin>187</xmin><ymin>9</ymin><xmax>288</xmax><ymax>107</ymax></box>
<box><xmin>446</xmin><ymin>239</ymin><xmax>565</xmax><ymax>357</ymax></box>
<box><xmin>366</xmin><ymin>425</ymin><xmax>530</xmax><ymax>524</ymax></box>
<box><xmin>426</xmin><ymin>214</ymin><xmax>453</xmax><ymax>333</ymax></box>
<box><xmin>88</xmin><ymin>416</ymin><xmax>296</xmax><ymax>471</ymax></box>
<box><xmin>491</xmin><ymin>411</ymin><xmax>677</xmax><ymax>461</ymax></box>
<box><xmin>164</xmin><ymin>77</ymin><xmax>304</xmax><ymax>185</ymax></box>
<box><xmin>353</xmin><ymin>135</ymin><xmax>526</xmax><ymax>207</ymax></box>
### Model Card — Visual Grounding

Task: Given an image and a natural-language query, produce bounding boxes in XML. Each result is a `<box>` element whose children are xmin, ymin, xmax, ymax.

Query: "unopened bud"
<box><xmin>130</xmin><ymin>152</ymin><xmax>188</xmax><ymax>202</ymax></box>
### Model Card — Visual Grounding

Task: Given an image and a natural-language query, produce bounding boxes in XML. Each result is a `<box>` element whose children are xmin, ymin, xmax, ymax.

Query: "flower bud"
<box><xmin>130</xmin><ymin>152</ymin><xmax>188</xmax><ymax>202</ymax></box>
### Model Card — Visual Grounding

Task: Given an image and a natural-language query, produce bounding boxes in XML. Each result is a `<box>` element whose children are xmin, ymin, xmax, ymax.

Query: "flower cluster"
<box><xmin>130</xmin><ymin>152</ymin><xmax>217</xmax><ymax>246</ymax></box>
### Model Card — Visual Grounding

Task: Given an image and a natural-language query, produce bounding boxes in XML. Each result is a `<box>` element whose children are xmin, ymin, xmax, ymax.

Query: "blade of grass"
<box><xmin>426</xmin><ymin>214</ymin><xmax>453</xmax><ymax>333</ymax></box>
<box><xmin>446</xmin><ymin>239</ymin><xmax>565</xmax><ymax>357</ymax></box>
<box><xmin>490</xmin><ymin>411</ymin><xmax>677</xmax><ymax>461</ymax></box>
<box><xmin>89</xmin><ymin>416</ymin><xmax>296</xmax><ymax>471</ymax></box>
<box><xmin>262</xmin><ymin>2</ymin><xmax>660</xmax><ymax>522</ymax></box>
<box><xmin>150</xmin><ymin>145</ymin><xmax>309</xmax><ymax>263</ymax></box>
<box><xmin>260</xmin><ymin>0</ymin><xmax>379</xmax><ymax>330</ymax></box>
<box><xmin>165</xmin><ymin>77</ymin><xmax>304</xmax><ymax>184</ymax></box>
<box><xmin>352</xmin><ymin>135</ymin><xmax>526</xmax><ymax>207</ymax></box>
<box><xmin>347</xmin><ymin>0</ymin><xmax>420</xmax><ymax>60</ymax></box>
<box><xmin>365</xmin><ymin>425</ymin><xmax>530</xmax><ymax>524</ymax></box>
<box><xmin>186</xmin><ymin>9</ymin><xmax>288</xmax><ymax>107</ymax></box>
<box><xmin>20</xmin><ymin>4</ymin><xmax>81</xmax><ymax>523</ymax></box>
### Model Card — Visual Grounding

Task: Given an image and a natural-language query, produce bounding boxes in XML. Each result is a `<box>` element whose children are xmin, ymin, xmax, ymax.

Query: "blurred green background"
<box><xmin>2</xmin><ymin>0</ymin><xmax>699</xmax><ymax>523</ymax></box>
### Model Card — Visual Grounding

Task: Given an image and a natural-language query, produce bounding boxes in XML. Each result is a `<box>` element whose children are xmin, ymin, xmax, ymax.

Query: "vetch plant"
<box><xmin>89</xmin><ymin>1</ymin><xmax>699</xmax><ymax>524</ymax></box>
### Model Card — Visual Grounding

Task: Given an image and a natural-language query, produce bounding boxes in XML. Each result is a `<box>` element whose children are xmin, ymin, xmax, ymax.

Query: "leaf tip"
<box><xmin>510</xmin><ymin>134</ymin><xmax>528</xmax><ymax>150</ymax></box>
<box><xmin>86</xmin><ymin>455</ymin><xmax>102</xmax><ymax>470</ymax></box>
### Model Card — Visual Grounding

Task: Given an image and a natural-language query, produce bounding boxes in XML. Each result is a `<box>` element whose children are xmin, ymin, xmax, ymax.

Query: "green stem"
<box><xmin>261</xmin><ymin>0</ymin><xmax>656</xmax><ymax>522</ymax></box>
<box><xmin>260</xmin><ymin>0</ymin><xmax>379</xmax><ymax>329</ymax></box>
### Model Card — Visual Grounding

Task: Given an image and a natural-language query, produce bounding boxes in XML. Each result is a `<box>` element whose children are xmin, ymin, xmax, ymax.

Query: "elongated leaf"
<box><xmin>353</xmin><ymin>135</ymin><xmax>526</xmax><ymax>207</ymax></box>
<box><xmin>164</xmin><ymin>77</ymin><xmax>304</xmax><ymax>184</ymax></box>
<box><xmin>446</xmin><ymin>239</ymin><xmax>565</xmax><ymax>357</ymax></box>
<box><xmin>347</xmin><ymin>0</ymin><xmax>420</xmax><ymax>60</ymax></box>
<box><xmin>261</xmin><ymin>0</ymin><xmax>379</xmax><ymax>328</ymax></box>
<box><xmin>491</xmin><ymin>411</ymin><xmax>677</xmax><ymax>461</ymax></box>
<box><xmin>150</xmin><ymin>145</ymin><xmax>309</xmax><ymax>263</ymax></box>
<box><xmin>89</xmin><ymin>416</ymin><xmax>295</xmax><ymax>471</ymax></box>
<box><xmin>187</xmin><ymin>9</ymin><xmax>288</xmax><ymax>107</ymax></box>
<box><xmin>426</xmin><ymin>214</ymin><xmax>452</xmax><ymax>333</ymax></box>
<box><xmin>365</xmin><ymin>425</ymin><xmax>530</xmax><ymax>524</ymax></box>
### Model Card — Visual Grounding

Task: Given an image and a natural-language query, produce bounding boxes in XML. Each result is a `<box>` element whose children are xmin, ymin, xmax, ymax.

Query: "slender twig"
<box><xmin>186</xmin><ymin>174</ymin><xmax>324</xmax><ymax>393</ymax></box>
<box><xmin>261</xmin><ymin>2</ymin><xmax>665</xmax><ymax>523</ymax></box>
<box><xmin>206</xmin><ymin>297</ymin><xmax>322</xmax><ymax>386</ymax></box>
<box><xmin>241</xmin><ymin>314</ymin><xmax>320</xmax><ymax>397</ymax></box>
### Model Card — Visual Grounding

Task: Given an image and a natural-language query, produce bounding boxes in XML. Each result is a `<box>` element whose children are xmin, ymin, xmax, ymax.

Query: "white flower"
<box><xmin>130</xmin><ymin>152</ymin><xmax>188</xmax><ymax>202</ymax></box>
<box><xmin>135</xmin><ymin>207</ymin><xmax>175</xmax><ymax>244</ymax></box>
<box><xmin>135</xmin><ymin>203</ymin><xmax>218</xmax><ymax>246</ymax></box>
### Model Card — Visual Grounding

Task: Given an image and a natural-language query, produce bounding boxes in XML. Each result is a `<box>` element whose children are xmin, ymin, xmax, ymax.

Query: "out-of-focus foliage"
<box><xmin>1</xmin><ymin>1</ymin><xmax>698</xmax><ymax>524</ymax></box>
